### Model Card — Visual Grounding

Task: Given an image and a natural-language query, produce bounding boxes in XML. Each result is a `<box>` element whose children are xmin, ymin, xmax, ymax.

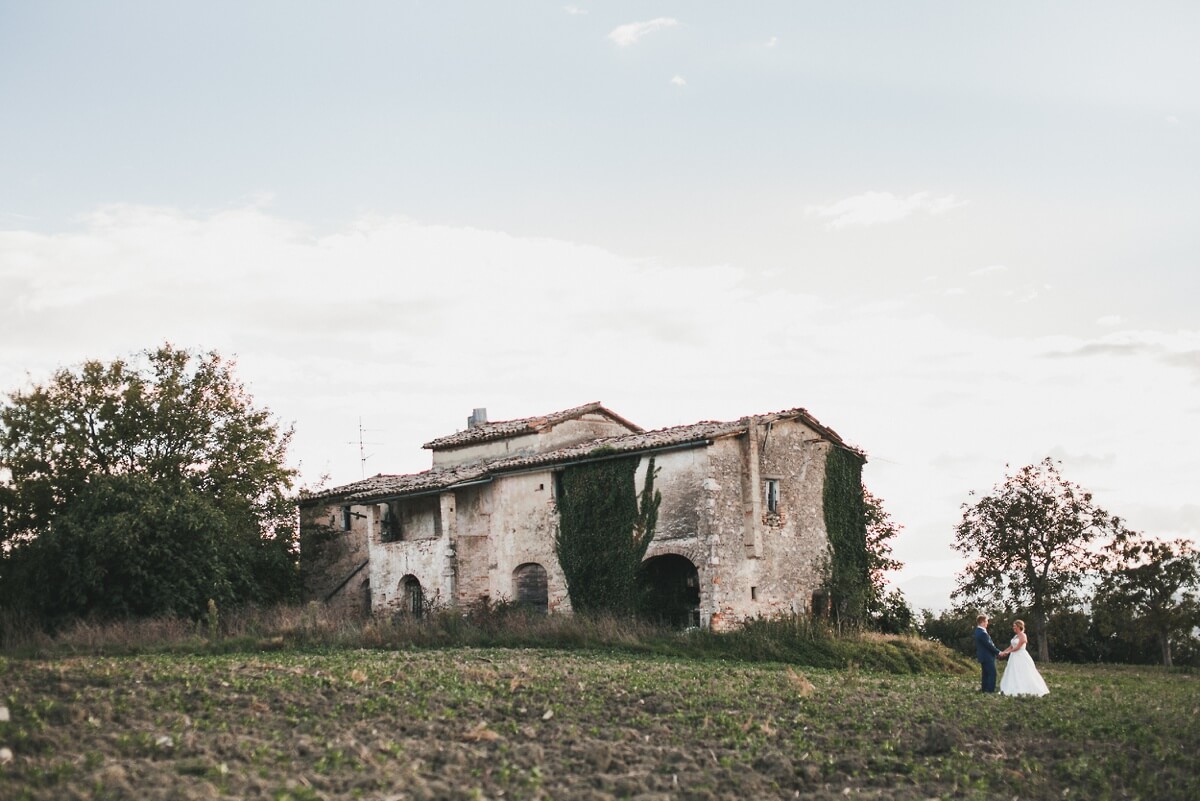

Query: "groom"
<box><xmin>974</xmin><ymin>614</ymin><xmax>1002</xmax><ymax>693</ymax></box>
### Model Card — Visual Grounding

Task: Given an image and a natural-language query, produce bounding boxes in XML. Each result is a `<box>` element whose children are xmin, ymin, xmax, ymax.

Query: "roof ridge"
<box><xmin>421</xmin><ymin>401</ymin><xmax>641</xmax><ymax>450</ymax></box>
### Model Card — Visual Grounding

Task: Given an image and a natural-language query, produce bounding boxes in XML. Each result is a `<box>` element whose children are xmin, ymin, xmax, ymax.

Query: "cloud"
<box><xmin>765</xmin><ymin>36</ymin><xmax>779</xmax><ymax>48</ymax></box>
<box><xmin>1166</xmin><ymin>115</ymin><xmax>1181</xmax><ymax>125</ymax></box>
<box><xmin>970</xmin><ymin>264</ymin><xmax>1006</xmax><ymax>276</ymax></box>
<box><xmin>3</xmin><ymin>203</ymin><xmax>1198</xmax><ymax>589</ymax></box>
<box><xmin>1041</xmin><ymin>331</ymin><xmax>1200</xmax><ymax>378</ymax></box>
<box><xmin>805</xmin><ymin>191</ymin><xmax>966</xmax><ymax>230</ymax></box>
<box><xmin>563</xmin><ymin>5</ymin><xmax>587</xmax><ymax>15</ymax></box>
<box><xmin>1096</xmin><ymin>315</ymin><xmax>1123</xmax><ymax>327</ymax></box>
<box><xmin>608</xmin><ymin>18</ymin><xmax>678</xmax><ymax>47</ymax></box>
<box><xmin>670</xmin><ymin>74</ymin><xmax>686</xmax><ymax>86</ymax></box>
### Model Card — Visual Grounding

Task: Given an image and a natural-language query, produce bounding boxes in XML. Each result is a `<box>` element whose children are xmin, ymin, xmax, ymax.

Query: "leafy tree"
<box><xmin>0</xmin><ymin>345</ymin><xmax>298</xmax><ymax>624</ymax></box>
<box><xmin>1094</xmin><ymin>534</ymin><xmax>1200</xmax><ymax>667</ymax></box>
<box><xmin>862</xmin><ymin>489</ymin><xmax>913</xmax><ymax>631</ymax></box>
<box><xmin>951</xmin><ymin>458</ymin><xmax>1122</xmax><ymax>662</ymax></box>
<box><xmin>554</xmin><ymin>454</ymin><xmax>660</xmax><ymax>617</ymax></box>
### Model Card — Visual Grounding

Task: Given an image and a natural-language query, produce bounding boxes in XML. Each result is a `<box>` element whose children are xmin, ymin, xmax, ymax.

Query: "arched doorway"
<box><xmin>638</xmin><ymin>554</ymin><xmax>700</xmax><ymax>629</ymax></box>
<box><xmin>400</xmin><ymin>575</ymin><xmax>424</xmax><ymax>617</ymax></box>
<box><xmin>513</xmin><ymin>563</ymin><xmax>549</xmax><ymax>614</ymax></box>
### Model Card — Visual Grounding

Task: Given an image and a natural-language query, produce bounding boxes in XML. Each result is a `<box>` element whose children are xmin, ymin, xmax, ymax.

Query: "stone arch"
<box><xmin>512</xmin><ymin>562</ymin><xmax>549</xmax><ymax>614</ymax></box>
<box><xmin>638</xmin><ymin>553</ymin><xmax>701</xmax><ymax>629</ymax></box>
<box><xmin>400</xmin><ymin>574</ymin><xmax>424</xmax><ymax>617</ymax></box>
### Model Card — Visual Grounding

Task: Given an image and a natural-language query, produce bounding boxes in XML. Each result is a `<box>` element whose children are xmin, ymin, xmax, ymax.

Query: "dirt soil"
<box><xmin>0</xmin><ymin>649</ymin><xmax>1193</xmax><ymax>800</ymax></box>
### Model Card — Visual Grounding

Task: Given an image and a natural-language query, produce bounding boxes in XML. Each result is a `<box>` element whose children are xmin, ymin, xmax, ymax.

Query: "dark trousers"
<box><xmin>980</xmin><ymin>659</ymin><xmax>997</xmax><ymax>692</ymax></box>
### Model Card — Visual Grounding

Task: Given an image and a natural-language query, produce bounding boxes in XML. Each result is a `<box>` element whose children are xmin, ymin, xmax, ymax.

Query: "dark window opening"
<box><xmin>765</xmin><ymin>479</ymin><xmax>780</xmax><ymax>514</ymax></box>
<box><xmin>340</xmin><ymin>506</ymin><xmax>352</xmax><ymax>531</ymax></box>
<box><xmin>751</xmin><ymin>586</ymin><xmax>758</xmax><ymax>601</ymax></box>
<box><xmin>380</xmin><ymin>502</ymin><xmax>401</xmax><ymax>543</ymax></box>
<box><xmin>401</xmin><ymin>575</ymin><xmax>424</xmax><ymax>617</ymax></box>
<box><xmin>811</xmin><ymin>589</ymin><xmax>829</xmax><ymax>618</ymax></box>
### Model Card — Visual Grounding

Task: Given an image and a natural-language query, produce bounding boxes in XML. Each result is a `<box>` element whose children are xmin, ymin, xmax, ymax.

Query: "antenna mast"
<box><xmin>348</xmin><ymin>417</ymin><xmax>383</xmax><ymax>479</ymax></box>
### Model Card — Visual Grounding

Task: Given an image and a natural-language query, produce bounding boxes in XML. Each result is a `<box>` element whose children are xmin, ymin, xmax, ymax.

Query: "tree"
<box><xmin>1094</xmin><ymin>534</ymin><xmax>1200</xmax><ymax>667</ymax></box>
<box><xmin>951</xmin><ymin>458</ymin><xmax>1122</xmax><ymax>662</ymax></box>
<box><xmin>862</xmin><ymin>489</ymin><xmax>913</xmax><ymax>631</ymax></box>
<box><xmin>0</xmin><ymin>345</ymin><xmax>298</xmax><ymax>624</ymax></box>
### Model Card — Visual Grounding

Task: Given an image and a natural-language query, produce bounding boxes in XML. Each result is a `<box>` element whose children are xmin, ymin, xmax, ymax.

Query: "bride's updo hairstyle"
<box><xmin>1013</xmin><ymin>620</ymin><xmax>1026</xmax><ymax>631</ymax></box>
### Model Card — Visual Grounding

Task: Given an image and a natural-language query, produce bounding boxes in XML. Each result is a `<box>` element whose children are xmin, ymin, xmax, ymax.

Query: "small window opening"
<box><xmin>340</xmin><ymin>506</ymin><xmax>352</xmax><ymax>531</ymax></box>
<box><xmin>751</xmin><ymin>586</ymin><xmax>758</xmax><ymax>601</ymax></box>
<box><xmin>380</xmin><ymin>503</ymin><xmax>401</xmax><ymax>543</ymax></box>
<box><xmin>765</xmin><ymin>479</ymin><xmax>780</xmax><ymax>514</ymax></box>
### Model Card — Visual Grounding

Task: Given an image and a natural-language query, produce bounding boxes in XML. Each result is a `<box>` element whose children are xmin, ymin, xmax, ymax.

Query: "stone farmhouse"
<box><xmin>298</xmin><ymin>402</ymin><xmax>864</xmax><ymax>631</ymax></box>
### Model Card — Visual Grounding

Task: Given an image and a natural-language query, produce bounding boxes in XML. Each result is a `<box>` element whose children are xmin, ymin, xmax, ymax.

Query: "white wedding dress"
<box><xmin>1000</xmin><ymin>635</ymin><xmax>1050</xmax><ymax>696</ymax></box>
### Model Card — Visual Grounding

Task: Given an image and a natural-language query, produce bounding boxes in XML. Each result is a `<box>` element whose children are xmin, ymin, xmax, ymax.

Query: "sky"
<box><xmin>2</xmin><ymin>1</ymin><xmax>1198</xmax><ymax>612</ymax></box>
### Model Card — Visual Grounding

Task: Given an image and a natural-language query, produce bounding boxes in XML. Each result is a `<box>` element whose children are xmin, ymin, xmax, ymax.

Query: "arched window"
<box><xmin>513</xmin><ymin>563</ymin><xmax>549</xmax><ymax>614</ymax></box>
<box><xmin>400</xmin><ymin>575</ymin><xmax>424</xmax><ymax>617</ymax></box>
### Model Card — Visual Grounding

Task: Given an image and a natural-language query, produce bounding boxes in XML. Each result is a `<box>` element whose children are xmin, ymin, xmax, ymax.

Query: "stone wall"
<box><xmin>299</xmin><ymin>503</ymin><xmax>371</xmax><ymax>617</ymax></box>
<box><xmin>702</xmin><ymin>418</ymin><xmax>831</xmax><ymax>630</ymax></box>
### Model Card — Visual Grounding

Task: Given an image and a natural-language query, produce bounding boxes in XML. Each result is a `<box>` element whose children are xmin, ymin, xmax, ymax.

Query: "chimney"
<box><xmin>467</xmin><ymin>407</ymin><xmax>488</xmax><ymax>429</ymax></box>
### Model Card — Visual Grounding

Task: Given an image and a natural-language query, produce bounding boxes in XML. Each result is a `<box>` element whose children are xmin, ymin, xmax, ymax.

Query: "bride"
<box><xmin>999</xmin><ymin>619</ymin><xmax>1049</xmax><ymax>696</ymax></box>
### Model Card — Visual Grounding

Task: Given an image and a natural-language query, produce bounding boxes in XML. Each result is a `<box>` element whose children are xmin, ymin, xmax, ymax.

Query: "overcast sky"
<box><xmin>3</xmin><ymin>2</ymin><xmax>1198</xmax><ymax>611</ymax></box>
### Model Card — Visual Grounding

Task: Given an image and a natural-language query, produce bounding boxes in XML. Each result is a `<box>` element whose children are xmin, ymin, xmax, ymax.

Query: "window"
<box><xmin>340</xmin><ymin>506</ymin><xmax>352</xmax><ymax>531</ymax></box>
<box><xmin>750</xmin><ymin>586</ymin><xmax>758</xmax><ymax>601</ymax></box>
<box><xmin>765</xmin><ymin>479</ymin><xmax>780</xmax><ymax>514</ymax></box>
<box><xmin>401</xmin><ymin>575</ymin><xmax>424</xmax><ymax>617</ymax></box>
<box><xmin>380</xmin><ymin>503</ymin><xmax>401</xmax><ymax>543</ymax></box>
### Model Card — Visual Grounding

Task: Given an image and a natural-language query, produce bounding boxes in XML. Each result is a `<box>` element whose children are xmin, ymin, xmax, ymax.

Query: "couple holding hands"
<box><xmin>974</xmin><ymin>614</ymin><xmax>1050</xmax><ymax>696</ymax></box>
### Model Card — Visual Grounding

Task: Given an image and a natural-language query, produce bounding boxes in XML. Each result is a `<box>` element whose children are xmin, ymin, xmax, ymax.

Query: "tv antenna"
<box><xmin>348</xmin><ymin>417</ymin><xmax>383</xmax><ymax>479</ymax></box>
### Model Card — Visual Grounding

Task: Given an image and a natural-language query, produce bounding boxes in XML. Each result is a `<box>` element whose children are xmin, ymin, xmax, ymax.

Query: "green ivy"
<box><xmin>822</xmin><ymin>446</ymin><xmax>869</xmax><ymax>625</ymax></box>
<box><xmin>555</xmin><ymin>455</ymin><xmax>660</xmax><ymax>616</ymax></box>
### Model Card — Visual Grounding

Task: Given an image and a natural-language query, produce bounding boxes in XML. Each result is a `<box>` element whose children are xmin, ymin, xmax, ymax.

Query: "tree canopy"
<box><xmin>1094</xmin><ymin>534</ymin><xmax>1200</xmax><ymax>667</ymax></box>
<box><xmin>862</xmin><ymin>489</ymin><xmax>913</xmax><ymax>632</ymax></box>
<box><xmin>951</xmin><ymin>458</ymin><xmax>1123</xmax><ymax>662</ymax></box>
<box><xmin>0</xmin><ymin>345</ymin><xmax>298</xmax><ymax>624</ymax></box>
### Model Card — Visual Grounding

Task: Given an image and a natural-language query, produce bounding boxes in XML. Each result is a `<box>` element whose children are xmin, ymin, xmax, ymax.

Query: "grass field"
<box><xmin>1</xmin><ymin>646</ymin><xmax>1195</xmax><ymax>801</ymax></box>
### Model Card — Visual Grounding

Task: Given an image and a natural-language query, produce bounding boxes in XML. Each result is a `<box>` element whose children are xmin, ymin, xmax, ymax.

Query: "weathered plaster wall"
<box><xmin>299</xmin><ymin>504</ymin><xmax>371</xmax><ymax>616</ymax></box>
<box><xmin>639</xmin><ymin>448</ymin><xmax>714</xmax><ymax>624</ymax></box>
<box><xmin>453</xmin><ymin>484</ymin><xmax>494</xmax><ymax>606</ymax></box>
<box><xmin>482</xmin><ymin>470</ymin><xmax>570</xmax><ymax>613</ymax></box>
<box><xmin>701</xmin><ymin>420</ymin><xmax>831</xmax><ymax>630</ymax></box>
<box><xmin>534</xmin><ymin>414</ymin><xmax>638</xmax><ymax>452</ymax></box>
<box><xmin>429</xmin><ymin>413</ymin><xmax>638</xmax><ymax>468</ymax></box>
<box><xmin>366</xmin><ymin>500</ymin><xmax>455</xmax><ymax>613</ymax></box>
<box><xmin>430</xmin><ymin>432</ymin><xmax>540</xmax><ymax>468</ymax></box>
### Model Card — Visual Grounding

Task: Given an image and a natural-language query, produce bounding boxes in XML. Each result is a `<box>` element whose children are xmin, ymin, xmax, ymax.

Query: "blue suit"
<box><xmin>974</xmin><ymin>625</ymin><xmax>1001</xmax><ymax>692</ymax></box>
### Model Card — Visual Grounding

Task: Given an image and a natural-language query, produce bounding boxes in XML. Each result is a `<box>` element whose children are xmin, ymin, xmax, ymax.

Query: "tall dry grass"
<box><xmin>0</xmin><ymin>602</ymin><xmax>970</xmax><ymax>674</ymax></box>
